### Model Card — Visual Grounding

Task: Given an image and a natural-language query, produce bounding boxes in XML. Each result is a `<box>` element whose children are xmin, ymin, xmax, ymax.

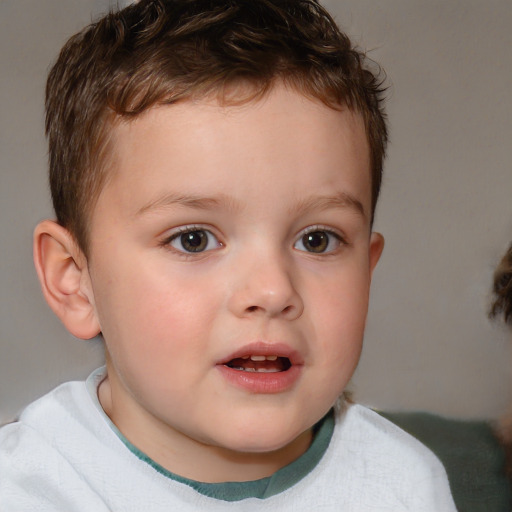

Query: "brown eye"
<box><xmin>180</xmin><ymin>230</ymin><xmax>208</xmax><ymax>252</ymax></box>
<box><xmin>303</xmin><ymin>231</ymin><xmax>328</xmax><ymax>253</ymax></box>
<box><xmin>168</xmin><ymin>228</ymin><xmax>220</xmax><ymax>253</ymax></box>
<box><xmin>294</xmin><ymin>229</ymin><xmax>342</xmax><ymax>253</ymax></box>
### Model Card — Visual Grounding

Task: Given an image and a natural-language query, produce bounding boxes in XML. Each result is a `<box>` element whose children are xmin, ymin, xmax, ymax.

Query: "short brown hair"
<box><xmin>490</xmin><ymin>243</ymin><xmax>512</xmax><ymax>325</ymax></box>
<box><xmin>46</xmin><ymin>0</ymin><xmax>388</xmax><ymax>254</ymax></box>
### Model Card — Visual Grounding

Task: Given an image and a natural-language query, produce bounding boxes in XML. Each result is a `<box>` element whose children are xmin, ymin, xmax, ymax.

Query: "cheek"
<box><xmin>309</xmin><ymin>268</ymin><xmax>370</xmax><ymax>360</ymax></box>
<box><xmin>93</xmin><ymin>258</ymin><xmax>222</xmax><ymax>364</ymax></box>
<box><xmin>309</xmin><ymin>281</ymin><xmax>368</xmax><ymax>406</ymax></box>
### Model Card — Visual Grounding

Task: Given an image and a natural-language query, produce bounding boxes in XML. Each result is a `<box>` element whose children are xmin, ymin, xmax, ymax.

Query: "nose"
<box><xmin>227</xmin><ymin>252</ymin><xmax>304</xmax><ymax>321</ymax></box>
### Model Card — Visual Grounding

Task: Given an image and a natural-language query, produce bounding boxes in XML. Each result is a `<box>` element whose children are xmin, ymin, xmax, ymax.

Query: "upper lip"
<box><xmin>218</xmin><ymin>341</ymin><xmax>304</xmax><ymax>366</ymax></box>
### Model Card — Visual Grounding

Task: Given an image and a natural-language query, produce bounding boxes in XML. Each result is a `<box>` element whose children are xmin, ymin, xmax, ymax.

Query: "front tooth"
<box><xmin>266</xmin><ymin>355</ymin><xmax>278</xmax><ymax>361</ymax></box>
<box><xmin>250</xmin><ymin>355</ymin><xmax>266</xmax><ymax>362</ymax></box>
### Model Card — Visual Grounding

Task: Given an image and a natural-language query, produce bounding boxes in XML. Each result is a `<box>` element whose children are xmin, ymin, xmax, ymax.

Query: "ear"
<box><xmin>33</xmin><ymin>220</ymin><xmax>101</xmax><ymax>340</ymax></box>
<box><xmin>368</xmin><ymin>232</ymin><xmax>384</xmax><ymax>276</ymax></box>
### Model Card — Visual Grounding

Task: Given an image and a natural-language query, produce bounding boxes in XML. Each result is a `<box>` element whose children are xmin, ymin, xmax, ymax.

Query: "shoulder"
<box><xmin>324</xmin><ymin>403</ymin><xmax>457</xmax><ymax>510</ymax></box>
<box><xmin>338</xmin><ymin>403</ymin><xmax>447</xmax><ymax>466</ymax></box>
<box><xmin>0</xmin><ymin>380</ymin><xmax>111</xmax><ymax>511</ymax></box>
<box><xmin>0</xmin><ymin>376</ymin><xmax>109</xmax><ymax>462</ymax></box>
<box><xmin>380</xmin><ymin>409</ymin><xmax>512</xmax><ymax>511</ymax></box>
<box><xmin>3</xmin><ymin>379</ymin><xmax>90</xmax><ymax>439</ymax></box>
<box><xmin>0</xmin><ymin>380</ymin><xmax>87</xmax><ymax>442</ymax></box>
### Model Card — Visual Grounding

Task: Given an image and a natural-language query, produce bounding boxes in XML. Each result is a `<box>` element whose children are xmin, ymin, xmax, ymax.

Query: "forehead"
<box><xmin>98</xmin><ymin>84</ymin><xmax>372</xmax><ymax>222</ymax></box>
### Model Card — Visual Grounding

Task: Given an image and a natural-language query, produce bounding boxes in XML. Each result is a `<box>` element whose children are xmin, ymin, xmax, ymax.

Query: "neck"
<box><xmin>98</xmin><ymin>375</ymin><xmax>313</xmax><ymax>483</ymax></box>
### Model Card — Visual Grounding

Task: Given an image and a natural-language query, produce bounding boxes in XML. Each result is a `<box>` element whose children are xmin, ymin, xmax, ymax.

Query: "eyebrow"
<box><xmin>290</xmin><ymin>192</ymin><xmax>366</xmax><ymax>219</ymax></box>
<box><xmin>136</xmin><ymin>193</ymin><xmax>241</xmax><ymax>216</ymax></box>
<box><xmin>136</xmin><ymin>190</ymin><xmax>366</xmax><ymax>219</ymax></box>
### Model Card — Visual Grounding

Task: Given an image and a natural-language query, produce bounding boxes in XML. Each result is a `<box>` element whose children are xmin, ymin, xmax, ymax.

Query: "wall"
<box><xmin>1</xmin><ymin>0</ymin><xmax>511</xmax><ymax>423</ymax></box>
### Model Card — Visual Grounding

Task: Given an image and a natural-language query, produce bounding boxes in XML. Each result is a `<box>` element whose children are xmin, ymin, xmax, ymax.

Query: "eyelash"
<box><xmin>293</xmin><ymin>225</ymin><xmax>347</xmax><ymax>254</ymax></box>
<box><xmin>160</xmin><ymin>225</ymin><xmax>223</xmax><ymax>256</ymax></box>
<box><xmin>159</xmin><ymin>224</ymin><xmax>347</xmax><ymax>257</ymax></box>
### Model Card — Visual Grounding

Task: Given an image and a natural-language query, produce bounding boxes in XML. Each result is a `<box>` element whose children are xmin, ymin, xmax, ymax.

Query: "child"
<box><xmin>491</xmin><ymin>243</ymin><xmax>512</xmax><ymax>326</ymax></box>
<box><xmin>0</xmin><ymin>0</ymin><xmax>456</xmax><ymax>509</ymax></box>
<box><xmin>490</xmin><ymin>242</ymin><xmax>512</xmax><ymax>480</ymax></box>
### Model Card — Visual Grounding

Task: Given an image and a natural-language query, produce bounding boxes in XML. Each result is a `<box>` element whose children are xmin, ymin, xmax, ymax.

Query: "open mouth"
<box><xmin>218</xmin><ymin>345</ymin><xmax>301</xmax><ymax>392</ymax></box>
<box><xmin>225</xmin><ymin>355</ymin><xmax>292</xmax><ymax>373</ymax></box>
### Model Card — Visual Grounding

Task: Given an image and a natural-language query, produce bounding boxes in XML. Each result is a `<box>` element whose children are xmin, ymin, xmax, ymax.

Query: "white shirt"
<box><xmin>0</xmin><ymin>368</ymin><xmax>456</xmax><ymax>511</ymax></box>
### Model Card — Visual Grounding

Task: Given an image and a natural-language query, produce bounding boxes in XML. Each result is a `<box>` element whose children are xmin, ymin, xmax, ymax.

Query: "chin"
<box><xmin>214</xmin><ymin>421</ymin><xmax>311</xmax><ymax>455</ymax></box>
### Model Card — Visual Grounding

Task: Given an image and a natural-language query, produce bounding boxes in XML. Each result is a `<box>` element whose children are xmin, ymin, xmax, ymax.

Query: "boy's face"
<box><xmin>85</xmin><ymin>83</ymin><xmax>382</xmax><ymax>475</ymax></box>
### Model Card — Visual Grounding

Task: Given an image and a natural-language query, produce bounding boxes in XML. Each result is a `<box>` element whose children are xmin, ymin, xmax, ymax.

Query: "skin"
<box><xmin>34</xmin><ymin>83</ymin><xmax>383</xmax><ymax>483</ymax></box>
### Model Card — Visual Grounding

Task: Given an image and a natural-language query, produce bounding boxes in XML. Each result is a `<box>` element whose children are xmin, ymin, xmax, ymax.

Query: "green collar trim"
<box><xmin>118</xmin><ymin>410</ymin><xmax>333</xmax><ymax>501</ymax></box>
<box><xmin>87</xmin><ymin>367</ymin><xmax>334</xmax><ymax>502</ymax></box>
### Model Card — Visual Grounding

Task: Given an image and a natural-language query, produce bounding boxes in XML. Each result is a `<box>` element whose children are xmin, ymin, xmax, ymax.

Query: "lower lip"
<box><xmin>216</xmin><ymin>364</ymin><xmax>302</xmax><ymax>394</ymax></box>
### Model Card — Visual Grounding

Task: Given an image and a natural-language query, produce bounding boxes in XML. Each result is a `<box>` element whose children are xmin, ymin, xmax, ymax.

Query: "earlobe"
<box><xmin>33</xmin><ymin>220</ymin><xmax>101</xmax><ymax>340</ymax></box>
<box><xmin>369</xmin><ymin>232</ymin><xmax>384</xmax><ymax>276</ymax></box>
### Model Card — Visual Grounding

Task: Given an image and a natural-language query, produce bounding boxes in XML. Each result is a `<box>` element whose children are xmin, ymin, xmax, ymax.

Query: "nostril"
<box><xmin>245</xmin><ymin>304</ymin><xmax>296</xmax><ymax>315</ymax></box>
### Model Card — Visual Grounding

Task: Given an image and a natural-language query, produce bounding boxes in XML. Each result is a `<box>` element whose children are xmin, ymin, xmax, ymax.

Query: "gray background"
<box><xmin>1</xmin><ymin>0</ymin><xmax>511</xmax><ymax>424</ymax></box>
